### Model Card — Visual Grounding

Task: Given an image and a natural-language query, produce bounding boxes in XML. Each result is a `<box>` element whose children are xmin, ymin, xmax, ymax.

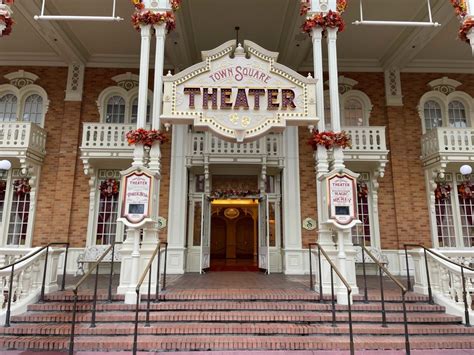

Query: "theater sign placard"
<box><xmin>162</xmin><ymin>40</ymin><xmax>318</xmax><ymax>142</ymax></box>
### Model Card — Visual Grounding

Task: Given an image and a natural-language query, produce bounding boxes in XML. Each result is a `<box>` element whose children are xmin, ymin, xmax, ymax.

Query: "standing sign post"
<box><xmin>117</xmin><ymin>166</ymin><xmax>159</xmax><ymax>304</ymax></box>
<box><xmin>319</xmin><ymin>168</ymin><xmax>360</xmax><ymax>305</ymax></box>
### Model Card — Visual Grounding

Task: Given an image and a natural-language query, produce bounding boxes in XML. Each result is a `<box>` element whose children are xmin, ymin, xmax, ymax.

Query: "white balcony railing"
<box><xmin>422</xmin><ymin>127</ymin><xmax>474</xmax><ymax>160</ymax></box>
<box><xmin>0</xmin><ymin>122</ymin><xmax>47</xmax><ymax>157</ymax></box>
<box><xmin>81</xmin><ymin>123</ymin><xmax>135</xmax><ymax>150</ymax></box>
<box><xmin>344</xmin><ymin>126</ymin><xmax>387</xmax><ymax>152</ymax></box>
<box><xmin>190</xmin><ymin>133</ymin><xmax>282</xmax><ymax>157</ymax></box>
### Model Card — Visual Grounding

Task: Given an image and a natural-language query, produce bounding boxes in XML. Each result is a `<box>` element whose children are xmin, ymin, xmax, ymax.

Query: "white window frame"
<box><xmin>97</xmin><ymin>86</ymin><xmax>153</xmax><ymax>125</ymax></box>
<box><xmin>341</xmin><ymin>90</ymin><xmax>373</xmax><ymax>127</ymax></box>
<box><xmin>86</xmin><ymin>169</ymin><xmax>125</xmax><ymax>247</ymax></box>
<box><xmin>0</xmin><ymin>84</ymin><xmax>49</xmax><ymax>127</ymax></box>
<box><xmin>0</xmin><ymin>169</ymin><xmax>37</xmax><ymax>248</ymax></box>
<box><xmin>418</xmin><ymin>91</ymin><xmax>474</xmax><ymax>134</ymax></box>
<box><xmin>323</xmin><ymin>89</ymin><xmax>373</xmax><ymax>128</ymax></box>
<box><xmin>429</xmin><ymin>173</ymin><xmax>474</xmax><ymax>249</ymax></box>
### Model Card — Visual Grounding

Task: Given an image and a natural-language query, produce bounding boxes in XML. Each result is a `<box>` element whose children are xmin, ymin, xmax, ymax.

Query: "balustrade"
<box><xmin>0</xmin><ymin>246</ymin><xmax>65</xmax><ymax>325</ymax></box>
<box><xmin>344</xmin><ymin>126</ymin><xmax>387</xmax><ymax>152</ymax></box>
<box><xmin>0</xmin><ymin>122</ymin><xmax>47</xmax><ymax>156</ymax></box>
<box><xmin>81</xmin><ymin>123</ymin><xmax>135</xmax><ymax>150</ymax></box>
<box><xmin>422</xmin><ymin>127</ymin><xmax>474</xmax><ymax>160</ymax></box>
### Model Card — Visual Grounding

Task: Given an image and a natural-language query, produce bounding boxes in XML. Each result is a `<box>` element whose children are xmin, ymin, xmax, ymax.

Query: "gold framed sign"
<box><xmin>327</xmin><ymin>173</ymin><xmax>357</xmax><ymax>228</ymax></box>
<box><xmin>118</xmin><ymin>167</ymin><xmax>158</xmax><ymax>228</ymax></box>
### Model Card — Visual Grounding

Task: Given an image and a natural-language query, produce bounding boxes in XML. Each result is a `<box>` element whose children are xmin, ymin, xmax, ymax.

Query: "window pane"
<box><xmin>106</xmin><ymin>96</ymin><xmax>125</xmax><ymax>123</ymax></box>
<box><xmin>269</xmin><ymin>202</ymin><xmax>276</xmax><ymax>247</ymax></box>
<box><xmin>131</xmin><ymin>98</ymin><xmax>138</xmax><ymax>124</ymax></box>
<box><xmin>458</xmin><ymin>183</ymin><xmax>474</xmax><ymax>247</ymax></box>
<box><xmin>434</xmin><ymin>183</ymin><xmax>456</xmax><ymax>247</ymax></box>
<box><xmin>23</xmin><ymin>94</ymin><xmax>43</xmax><ymax>124</ymax></box>
<box><xmin>0</xmin><ymin>179</ymin><xmax>6</xmax><ymax>223</ymax></box>
<box><xmin>423</xmin><ymin>100</ymin><xmax>442</xmax><ymax>131</ymax></box>
<box><xmin>96</xmin><ymin>180</ymin><xmax>120</xmax><ymax>245</ymax></box>
<box><xmin>193</xmin><ymin>201</ymin><xmax>202</xmax><ymax>246</ymax></box>
<box><xmin>352</xmin><ymin>181</ymin><xmax>371</xmax><ymax>246</ymax></box>
<box><xmin>448</xmin><ymin>101</ymin><xmax>467</xmax><ymax>128</ymax></box>
<box><xmin>7</xmin><ymin>179</ymin><xmax>30</xmax><ymax>246</ymax></box>
<box><xmin>344</xmin><ymin>99</ymin><xmax>364</xmax><ymax>126</ymax></box>
<box><xmin>0</xmin><ymin>94</ymin><xmax>18</xmax><ymax>122</ymax></box>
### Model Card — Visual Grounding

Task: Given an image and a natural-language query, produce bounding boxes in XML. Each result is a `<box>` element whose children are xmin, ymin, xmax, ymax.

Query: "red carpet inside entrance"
<box><xmin>210</xmin><ymin>258</ymin><xmax>259</xmax><ymax>272</ymax></box>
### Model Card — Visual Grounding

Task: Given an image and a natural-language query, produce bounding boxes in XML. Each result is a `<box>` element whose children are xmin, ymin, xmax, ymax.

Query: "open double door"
<box><xmin>199</xmin><ymin>194</ymin><xmax>270</xmax><ymax>274</ymax></box>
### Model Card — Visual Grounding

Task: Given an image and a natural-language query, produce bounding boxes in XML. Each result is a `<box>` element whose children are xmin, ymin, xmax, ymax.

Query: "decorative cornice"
<box><xmin>427</xmin><ymin>76</ymin><xmax>462</xmax><ymax>94</ymax></box>
<box><xmin>4</xmin><ymin>70</ymin><xmax>39</xmax><ymax>88</ymax></box>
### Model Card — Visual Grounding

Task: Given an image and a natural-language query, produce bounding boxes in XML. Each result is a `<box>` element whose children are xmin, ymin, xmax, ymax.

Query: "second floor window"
<box><xmin>0</xmin><ymin>91</ymin><xmax>47</xmax><ymax>127</ymax></box>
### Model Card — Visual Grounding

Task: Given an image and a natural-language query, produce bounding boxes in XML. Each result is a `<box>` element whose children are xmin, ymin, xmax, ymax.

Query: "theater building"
<box><xmin>0</xmin><ymin>0</ymin><xmax>473</xmax><ymax>322</ymax></box>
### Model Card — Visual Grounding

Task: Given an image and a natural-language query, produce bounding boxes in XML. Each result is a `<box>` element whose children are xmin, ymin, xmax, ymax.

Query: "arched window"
<box><xmin>0</xmin><ymin>94</ymin><xmax>18</xmax><ymax>122</ymax></box>
<box><xmin>97</xmin><ymin>85</ymin><xmax>153</xmax><ymax>125</ymax></box>
<box><xmin>23</xmin><ymin>94</ymin><xmax>43</xmax><ymax>124</ymax></box>
<box><xmin>105</xmin><ymin>96</ymin><xmax>126</xmax><ymax>123</ymax></box>
<box><xmin>423</xmin><ymin>100</ymin><xmax>443</xmax><ymax>131</ymax></box>
<box><xmin>344</xmin><ymin>98</ymin><xmax>364</xmax><ymax>126</ymax></box>
<box><xmin>448</xmin><ymin>100</ymin><xmax>467</xmax><ymax>128</ymax></box>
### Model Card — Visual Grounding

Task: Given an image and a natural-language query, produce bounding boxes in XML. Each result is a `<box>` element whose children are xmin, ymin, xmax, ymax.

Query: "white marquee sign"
<box><xmin>162</xmin><ymin>40</ymin><xmax>318</xmax><ymax>142</ymax></box>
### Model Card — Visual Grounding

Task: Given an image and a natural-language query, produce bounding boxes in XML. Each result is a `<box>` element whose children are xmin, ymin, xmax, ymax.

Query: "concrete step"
<box><xmin>1</xmin><ymin>322</ymin><xmax>473</xmax><ymax>337</ymax></box>
<box><xmin>1</xmin><ymin>334</ymin><xmax>474</xmax><ymax>351</ymax></box>
<box><xmin>10</xmin><ymin>310</ymin><xmax>463</xmax><ymax>324</ymax></box>
<box><xmin>26</xmin><ymin>300</ymin><xmax>446</xmax><ymax>313</ymax></box>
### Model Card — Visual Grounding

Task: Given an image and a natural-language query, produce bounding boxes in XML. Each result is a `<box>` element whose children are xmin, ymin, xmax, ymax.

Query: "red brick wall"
<box><xmin>2</xmin><ymin>65</ymin><xmax>473</xmax><ymax>251</ymax></box>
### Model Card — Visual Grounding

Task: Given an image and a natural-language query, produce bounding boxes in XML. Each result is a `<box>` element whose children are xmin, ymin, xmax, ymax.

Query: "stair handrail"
<box><xmin>308</xmin><ymin>242</ymin><xmax>354</xmax><ymax>355</ymax></box>
<box><xmin>0</xmin><ymin>242</ymin><xmax>69</xmax><ymax>327</ymax></box>
<box><xmin>355</xmin><ymin>243</ymin><xmax>410</xmax><ymax>355</ymax></box>
<box><xmin>133</xmin><ymin>242</ymin><xmax>168</xmax><ymax>355</ymax></box>
<box><xmin>404</xmin><ymin>243</ymin><xmax>473</xmax><ymax>327</ymax></box>
<box><xmin>68</xmin><ymin>241</ymin><xmax>122</xmax><ymax>355</ymax></box>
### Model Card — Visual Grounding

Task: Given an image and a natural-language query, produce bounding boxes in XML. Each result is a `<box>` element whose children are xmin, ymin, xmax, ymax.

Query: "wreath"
<box><xmin>210</xmin><ymin>189</ymin><xmax>260</xmax><ymax>199</ymax></box>
<box><xmin>131</xmin><ymin>11</ymin><xmax>176</xmax><ymax>33</ymax></box>
<box><xmin>450</xmin><ymin>0</ymin><xmax>468</xmax><ymax>18</ymax></box>
<box><xmin>13</xmin><ymin>179</ymin><xmax>31</xmax><ymax>197</ymax></box>
<box><xmin>130</xmin><ymin>0</ymin><xmax>180</xmax><ymax>33</ymax></box>
<box><xmin>459</xmin><ymin>19</ymin><xmax>474</xmax><ymax>43</ymax></box>
<box><xmin>126</xmin><ymin>128</ymin><xmax>168</xmax><ymax>147</ymax></box>
<box><xmin>0</xmin><ymin>180</ymin><xmax>6</xmax><ymax>192</ymax></box>
<box><xmin>308</xmin><ymin>129</ymin><xmax>352</xmax><ymax>150</ymax></box>
<box><xmin>0</xmin><ymin>0</ymin><xmax>15</xmax><ymax>37</ymax></box>
<box><xmin>99</xmin><ymin>179</ymin><xmax>119</xmax><ymax>198</ymax></box>
<box><xmin>357</xmin><ymin>182</ymin><xmax>369</xmax><ymax>199</ymax></box>
<box><xmin>300</xmin><ymin>0</ymin><xmax>347</xmax><ymax>34</ymax></box>
<box><xmin>458</xmin><ymin>182</ymin><xmax>474</xmax><ymax>199</ymax></box>
<box><xmin>434</xmin><ymin>182</ymin><xmax>451</xmax><ymax>201</ymax></box>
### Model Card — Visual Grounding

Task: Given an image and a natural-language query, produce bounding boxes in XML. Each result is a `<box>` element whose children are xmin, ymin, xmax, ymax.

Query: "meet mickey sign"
<box><xmin>162</xmin><ymin>40</ymin><xmax>318</xmax><ymax>142</ymax></box>
<box><xmin>118</xmin><ymin>166</ymin><xmax>159</xmax><ymax>228</ymax></box>
<box><xmin>319</xmin><ymin>169</ymin><xmax>360</xmax><ymax>230</ymax></box>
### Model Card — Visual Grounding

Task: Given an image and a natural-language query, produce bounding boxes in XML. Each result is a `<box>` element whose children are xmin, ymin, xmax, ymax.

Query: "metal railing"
<box><xmin>356</xmin><ymin>244</ymin><xmax>410</xmax><ymax>354</ymax></box>
<box><xmin>133</xmin><ymin>242</ymin><xmax>168</xmax><ymax>355</ymax></box>
<box><xmin>0</xmin><ymin>242</ymin><xmax>69</xmax><ymax>327</ymax></box>
<box><xmin>68</xmin><ymin>241</ymin><xmax>121</xmax><ymax>355</ymax></box>
<box><xmin>308</xmin><ymin>243</ymin><xmax>354</xmax><ymax>355</ymax></box>
<box><xmin>404</xmin><ymin>243</ymin><xmax>473</xmax><ymax>327</ymax></box>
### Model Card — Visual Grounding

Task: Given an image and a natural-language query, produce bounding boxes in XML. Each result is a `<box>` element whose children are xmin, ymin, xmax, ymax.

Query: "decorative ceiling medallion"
<box><xmin>224</xmin><ymin>207</ymin><xmax>240</xmax><ymax>220</ymax></box>
<box><xmin>162</xmin><ymin>40</ymin><xmax>318</xmax><ymax>143</ymax></box>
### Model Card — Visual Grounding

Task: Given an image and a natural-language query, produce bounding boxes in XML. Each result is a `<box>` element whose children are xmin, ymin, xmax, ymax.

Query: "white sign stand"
<box><xmin>117</xmin><ymin>166</ymin><xmax>159</xmax><ymax>304</ymax></box>
<box><xmin>319</xmin><ymin>168</ymin><xmax>360</xmax><ymax>305</ymax></box>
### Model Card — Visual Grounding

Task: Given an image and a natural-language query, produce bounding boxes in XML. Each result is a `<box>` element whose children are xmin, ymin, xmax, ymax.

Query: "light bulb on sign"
<box><xmin>460</xmin><ymin>165</ymin><xmax>472</xmax><ymax>176</ymax></box>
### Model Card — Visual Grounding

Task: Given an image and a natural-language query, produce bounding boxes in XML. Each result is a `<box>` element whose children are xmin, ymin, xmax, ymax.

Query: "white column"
<box><xmin>133</xmin><ymin>24</ymin><xmax>152</xmax><ymax>167</ymax></box>
<box><xmin>312</xmin><ymin>27</ymin><xmax>331</xmax><ymax>248</ymax></box>
<box><xmin>166</xmin><ymin>125</ymin><xmax>188</xmax><ymax>273</ymax></box>
<box><xmin>326</xmin><ymin>28</ymin><xmax>344</xmax><ymax>170</ymax></box>
<box><xmin>282</xmin><ymin>127</ymin><xmax>303</xmax><ymax>274</ymax></box>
